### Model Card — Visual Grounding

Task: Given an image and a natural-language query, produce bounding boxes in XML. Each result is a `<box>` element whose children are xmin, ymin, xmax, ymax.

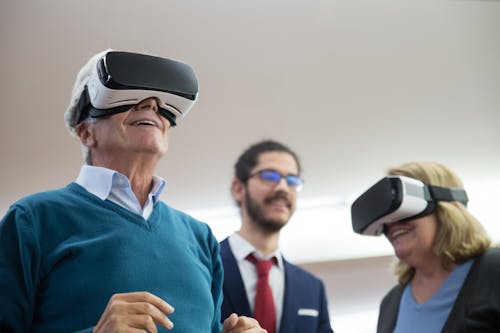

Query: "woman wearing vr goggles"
<box><xmin>354</xmin><ymin>162</ymin><xmax>499</xmax><ymax>333</ymax></box>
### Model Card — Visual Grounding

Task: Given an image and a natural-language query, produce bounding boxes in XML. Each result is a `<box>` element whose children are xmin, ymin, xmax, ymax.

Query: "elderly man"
<box><xmin>0</xmin><ymin>50</ymin><xmax>265</xmax><ymax>333</ymax></box>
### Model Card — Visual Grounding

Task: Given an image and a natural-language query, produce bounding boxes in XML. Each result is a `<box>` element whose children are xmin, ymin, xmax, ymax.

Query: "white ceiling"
<box><xmin>1</xmin><ymin>0</ymin><xmax>499</xmax><ymax>263</ymax></box>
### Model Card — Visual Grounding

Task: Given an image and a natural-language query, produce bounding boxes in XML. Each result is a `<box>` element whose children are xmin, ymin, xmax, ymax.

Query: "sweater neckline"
<box><xmin>67</xmin><ymin>182</ymin><xmax>162</xmax><ymax>231</ymax></box>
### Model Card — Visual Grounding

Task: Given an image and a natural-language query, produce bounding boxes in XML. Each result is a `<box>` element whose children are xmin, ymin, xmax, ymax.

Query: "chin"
<box><xmin>141</xmin><ymin>141</ymin><xmax>168</xmax><ymax>155</ymax></box>
<box><xmin>267</xmin><ymin>213</ymin><xmax>289</xmax><ymax>224</ymax></box>
<box><xmin>157</xmin><ymin>146</ymin><xmax>168</xmax><ymax>156</ymax></box>
<box><xmin>393</xmin><ymin>247</ymin><xmax>412</xmax><ymax>262</ymax></box>
<box><xmin>269</xmin><ymin>219</ymin><xmax>289</xmax><ymax>231</ymax></box>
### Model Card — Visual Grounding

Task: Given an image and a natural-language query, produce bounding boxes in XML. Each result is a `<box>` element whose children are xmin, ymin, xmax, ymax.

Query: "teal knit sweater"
<box><xmin>0</xmin><ymin>183</ymin><xmax>223</xmax><ymax>333</ymax></box>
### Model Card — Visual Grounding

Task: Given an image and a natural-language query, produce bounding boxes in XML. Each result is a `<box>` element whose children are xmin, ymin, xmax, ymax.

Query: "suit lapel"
<box><xmin>278</xmin><ymin>259</ymin><xmax>299</xmax><ymax>333</ymax></box>
<box><xmin>220</xmin><ymin>238</ymin><xmax>252</xmax><ymax>316</ymax></box>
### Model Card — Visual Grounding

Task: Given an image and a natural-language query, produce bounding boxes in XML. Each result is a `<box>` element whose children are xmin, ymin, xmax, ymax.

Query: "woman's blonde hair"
<box><xmin>387</xmin><ymin>161</ymin><xmax>491</xmax><ymax>285</ymax></box>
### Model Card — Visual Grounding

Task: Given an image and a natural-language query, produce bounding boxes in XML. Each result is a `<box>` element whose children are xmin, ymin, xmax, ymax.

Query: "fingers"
<box><xmin>98</xmin><ymin>314</ymin><xmax>160</xmax><ymax>333</ymax></box>
<box><xmin>222</xmin><ymin>313</ymin><xmax>239</xmax><ymax>328</ymax></box>
<box><xmin>222</xmin><ymin>314</ymin><xmax>267</xmax><ymax>333</ymax></box>
<box><xmin>93</xmin><ymin>292</ymin><xmax>174</xmax><ymax>333</ymax></box>
<box><xmin>113</xmin><ymin>291</ymin><xmax>174</xmax><ymax>314</ymax></box>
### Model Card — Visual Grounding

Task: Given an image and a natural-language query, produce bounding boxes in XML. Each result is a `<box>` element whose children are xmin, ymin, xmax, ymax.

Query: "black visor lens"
<box><xmin>89</xmin><ymin>105</ymin><xmax>177</xmax><ymax>127</ymax></box>
<box><xmin>89</xmin><ymin>105</ymin><xmax>131</xmax><ymax>118</ymax></box>
<box><xmin>100</xmin><ymin>51</ymin><xmax>198</xmax><ymax>100</ymax></box>
<box><xmin>351</xmin><ymin>177</ymin><xmax>402</xmax><ymax>233</ymax></box>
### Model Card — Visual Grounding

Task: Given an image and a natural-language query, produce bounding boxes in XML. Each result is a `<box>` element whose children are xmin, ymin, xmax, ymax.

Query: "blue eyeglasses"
<box><xmin>247</xmin><ymin>169</ymin><xmax>304</xmax><ymax>192</ymax></box>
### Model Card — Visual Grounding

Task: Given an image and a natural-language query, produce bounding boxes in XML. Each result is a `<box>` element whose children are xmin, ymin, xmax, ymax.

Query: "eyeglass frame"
<box><xmin>244</xmin><ymin>169</ymin><xmax>304</xmax><ymax>192</ymax></box>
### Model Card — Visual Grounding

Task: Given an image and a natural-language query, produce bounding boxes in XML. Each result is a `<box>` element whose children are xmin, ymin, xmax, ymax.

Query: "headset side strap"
<box><xmin>428</xmin><ymin>185</ymin><xmax>469</xmax><ymax>206</ymax></box>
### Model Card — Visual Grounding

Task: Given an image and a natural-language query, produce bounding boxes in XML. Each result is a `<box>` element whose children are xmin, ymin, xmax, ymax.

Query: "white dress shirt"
<box><xmin>75</xmin><ymin>165</ymin><xmax>166</xmax><ymax>220</ymax></box>
<box><xmin>228</xmin><ymin>232</ymin><xmax>285</xmax><ymax>331</ymax></box>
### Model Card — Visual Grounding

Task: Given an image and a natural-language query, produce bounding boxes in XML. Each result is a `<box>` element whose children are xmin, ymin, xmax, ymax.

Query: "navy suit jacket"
<box><xmin>220</xmin><ymin>238</ymin><xmax>334</xmax><ymax>333</ymax></box>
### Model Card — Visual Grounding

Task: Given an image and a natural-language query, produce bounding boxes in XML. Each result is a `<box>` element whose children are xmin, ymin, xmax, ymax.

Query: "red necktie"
<box><xmin>246</xmin><ymin>253</ymin><xmax>276</xmax><ymax>333</ymax></box>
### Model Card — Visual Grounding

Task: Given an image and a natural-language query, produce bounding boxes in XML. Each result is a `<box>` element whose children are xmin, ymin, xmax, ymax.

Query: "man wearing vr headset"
<box><xmin>0</xmin><ymin>50</ymin><xmax>266</xmax><ymax>333</ymax></box>
<box><xmin>220</xmin><ymin>140</ymin><xmax>334</xmax><ymax>333</ymax></box>
<box><xmin>351</xmin><ymin>161</ymin><xmax>500</xmax><ymax>333</ymax></box>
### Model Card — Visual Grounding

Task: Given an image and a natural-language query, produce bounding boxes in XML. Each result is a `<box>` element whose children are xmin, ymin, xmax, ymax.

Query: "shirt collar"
<box><xmin>228</xmin><ymin>232</ymin><xmax>284</xmax><ymax>269</ymax></box>
<box><xmin>149</xmin><ymin>175</ymin><xmax>166</xmax><ymax>204</ymax></box>
<box><xmin>76</xmin><ymin>165</ymin><xmax>166</xmax><ymax>203</ymax></box>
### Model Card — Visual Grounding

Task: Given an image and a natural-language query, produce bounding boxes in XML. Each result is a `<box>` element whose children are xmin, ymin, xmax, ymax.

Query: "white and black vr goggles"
<box><xmin>351</xmin><ymin>176</ymin><xmax>469</xmax><ymax>236</ymax></box>
<box><xmin>75</xmin><ymin>51</ymin><xmax>198</xmax><ymax>127</ymax></box>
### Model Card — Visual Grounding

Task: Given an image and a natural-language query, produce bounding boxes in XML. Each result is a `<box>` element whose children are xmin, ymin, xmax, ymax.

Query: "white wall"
<box><xmin>299</xmin><ymin>256</ymin><xmax>397</xmax><ymax>333</ymax></box>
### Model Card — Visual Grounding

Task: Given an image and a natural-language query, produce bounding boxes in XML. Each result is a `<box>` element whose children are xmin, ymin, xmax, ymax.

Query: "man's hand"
<box><xmin>222</xmin><ymin>313</ymin><xmax>268</xmax><ymax>333</ymax></box>
<box><xmin>93</xmin><ymin>292</ymin><xmax>174</xmax><ymax>333</ymax></box>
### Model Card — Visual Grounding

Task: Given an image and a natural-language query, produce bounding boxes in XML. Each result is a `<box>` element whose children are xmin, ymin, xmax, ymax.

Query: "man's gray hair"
<box><xmin>64</xmin><ymin>49</ymin><xmax>111</xmax><ymax>163</ymax></box>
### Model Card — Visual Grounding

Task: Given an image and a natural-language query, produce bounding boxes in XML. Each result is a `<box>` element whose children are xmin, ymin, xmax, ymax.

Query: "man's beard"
<box><xmin>244</xmin><ymin>190</ymin><xmax>294</xmax><ymax>233</ymax></box>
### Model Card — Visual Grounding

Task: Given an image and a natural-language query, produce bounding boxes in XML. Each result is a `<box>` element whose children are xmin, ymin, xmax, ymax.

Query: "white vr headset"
<box><xmin>351</xmin><ymin>175</ymin><xmax>469</xmax><ymax>236</ymax></box>
<box><xmin>75</xmin><ymin>51</ymin><xmax>198</xmax><ymax>127</ymax></box>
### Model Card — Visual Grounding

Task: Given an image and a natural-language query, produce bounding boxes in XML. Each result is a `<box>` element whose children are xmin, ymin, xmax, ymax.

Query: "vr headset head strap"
<box><xmin>428</xmin><ymin>185</ymin><xmax>469</xmax><ymax>207</ymax></box>
<box><xmin>74</xmin><ymin>87</ymin><xmax>92</xmax><ymax>126</ymax></box>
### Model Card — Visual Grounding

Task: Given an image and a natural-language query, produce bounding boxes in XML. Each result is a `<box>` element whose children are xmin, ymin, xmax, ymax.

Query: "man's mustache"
<box><xmin>264</xmin><ymin>193</ymin><xmax>292</xmax><ymax>208</ymax></box>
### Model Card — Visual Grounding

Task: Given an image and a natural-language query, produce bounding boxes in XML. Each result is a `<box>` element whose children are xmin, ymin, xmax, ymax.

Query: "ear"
<box><xmin>231</xmin><ymin>178</ymin><xmax>245</xmax><ymax>205</ymax></box>
<box><xmin>75</xmin><ymin>122</ymin><xmax>97</xmax><ymax>148</ymax></box>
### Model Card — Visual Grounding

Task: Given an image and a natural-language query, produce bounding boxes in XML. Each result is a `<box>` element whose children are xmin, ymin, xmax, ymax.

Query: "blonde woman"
<box><xmin>353</xmin><ymin>162</ymin><xmax>500</xmax><ymax>333</ymax></box>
